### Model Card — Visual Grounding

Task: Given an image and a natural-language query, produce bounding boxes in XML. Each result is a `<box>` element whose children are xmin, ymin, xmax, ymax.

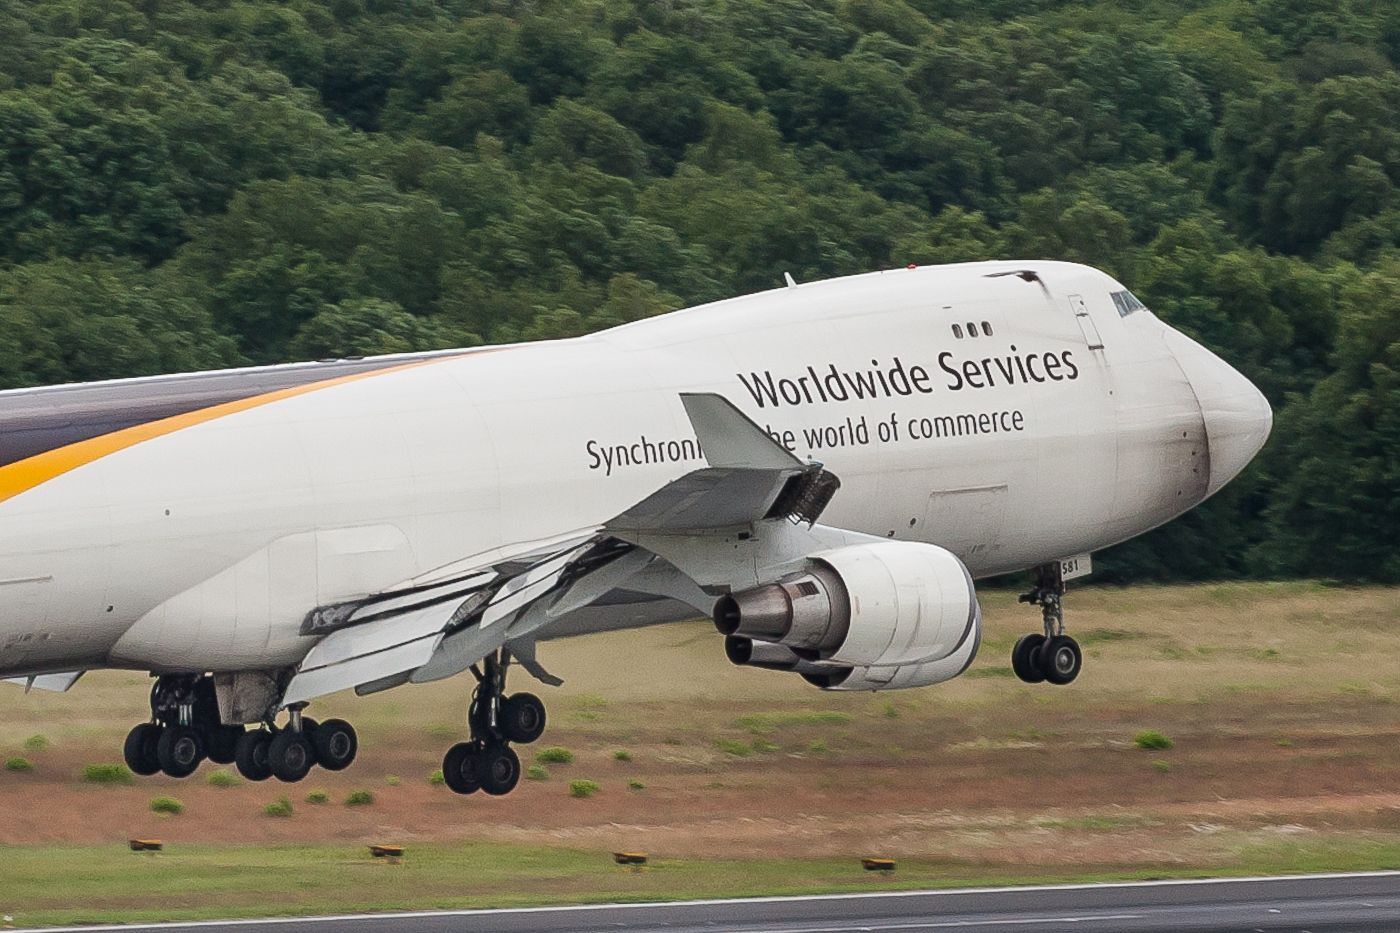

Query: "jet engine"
<box><xmin>715</xmin><ymin>541</ymin><xmax>981</xmax><ymax>691</ymax></box>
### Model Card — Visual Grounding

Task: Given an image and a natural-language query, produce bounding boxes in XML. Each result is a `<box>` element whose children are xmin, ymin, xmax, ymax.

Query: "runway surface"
<box><xmin>36</xmin><ymin>871</ymin><xmax>1400</xmax><ymax>932</ymax></box>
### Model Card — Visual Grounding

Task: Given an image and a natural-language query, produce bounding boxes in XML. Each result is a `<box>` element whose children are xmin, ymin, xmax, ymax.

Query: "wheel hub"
<box><xmin>328</xmin><ymin>733</ymin><xmax>351</xmax><ymax>759</ymax></box>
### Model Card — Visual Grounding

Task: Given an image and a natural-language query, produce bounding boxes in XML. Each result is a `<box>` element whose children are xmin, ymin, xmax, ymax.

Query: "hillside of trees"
<box><xmin>0</xmin><ymin>0</ymin><xmax>1396</xmax><ymax>581</ymax></box>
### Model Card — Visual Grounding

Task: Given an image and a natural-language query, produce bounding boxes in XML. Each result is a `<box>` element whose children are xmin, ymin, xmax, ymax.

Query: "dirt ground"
<box><xmin>4</xmin><ymin>581</ymin><xmax>1400</xmax><ymax>875</ymax></box>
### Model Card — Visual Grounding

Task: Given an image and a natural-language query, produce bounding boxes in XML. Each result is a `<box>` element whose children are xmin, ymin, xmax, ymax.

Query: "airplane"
<box><xmin>0</xmin><ymin>260</ymin><xmax>1271</xmax><ymax>796</ymax></box>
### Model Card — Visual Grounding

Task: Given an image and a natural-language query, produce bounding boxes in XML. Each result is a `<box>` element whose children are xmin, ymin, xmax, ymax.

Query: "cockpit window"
<box><xmin>1110</xmin><ymin>290</ymin><xmax>1147</xmax><ymax>317</ymax></box>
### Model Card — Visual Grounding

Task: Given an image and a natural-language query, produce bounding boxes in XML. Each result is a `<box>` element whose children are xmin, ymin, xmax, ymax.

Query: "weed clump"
<box><xmin>5</xmin><ymin>757</ymin><xmax>33</xmax><ymax>773</ymax></box>
<box><xmin>428</xmin><ymin>769</ymin><xmax>445</xmax><ymax>786</ymax></box>
<box><xmin>569</xmin><ymin>779</ymin><xmax>600</xmax><ymax>798</ymax></box>
<box><xmin>385</xmin><ymin>775</ymin><xmax>401</xmax><ymax>786</ymax></box>
<box><xmin>536</xmin><ymin>747</ymin><xmax>573</xmax><ymax>764</ymax></box>
<box><xmin>627</xmin><ymin>779</ymin><xmax>645</xmax><ymax>791</ymax></box>
<box><xmin>82</xmin><ymin>763</ymin><xmax>133</xmax><ymax>785</ymax></box>
<box><xmin>345</xmin><ymin>789</ymin><xmax>374</xmax><ymax>806</ymax></box>
<box><xmin>23</xmin><ymin>735</ymin><xmax>49</xmax><ymax>752</ymax></box>
<box><xmin>807</xmin><ymin>740</ymin><xmax>828</xmax><ymax>753</ymax></box>
<box><xmin>206</xmin><ymin>769</ymin><xmax>239</xmax><ymax>788</ymax></box>
<box><xmin>305</xmin><ymin>789</ymin><xmax>330</xmax><ymax>804</ymax></box>
<box><xmin>715</xmin><ymin>738</ymin><xmax>752</xmax><ymax>757</ymax></box>
<box><xmin>1134</xmin><ymin>730</ymin><xmax>1173</xmax><ymax>750</ymax></box>
<box><xmin>150</xmin><ymin>796</ymin><xmax>183</xmax><ymax>815</ymax></box>
<box><xmin>752</xmin><ymin>739</ymin><xmax>779</xmax><ymax>753</ymax></box>
<box><xmin>613</xmin><ymin>749</ymin><xmax>632</xmax><ymax>762</ymax></box>
<box><xmin>527</xmin><ymin>764</ymin><xmax>549</xmax><ymax>781</ymax></box>
<box><xmin>1153</xmin><ymin>760</ymin><xmax>1172</xmax><ymax>773</ymax></box>
<box><xmin>264</xmin><ymin>797</ymin><xmax>294</xmax><ymax>817</ymax></box>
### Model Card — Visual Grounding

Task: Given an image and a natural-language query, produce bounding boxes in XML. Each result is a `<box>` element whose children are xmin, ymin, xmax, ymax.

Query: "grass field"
<box><xmin>3</xmin><ymin>581</ymin><xmax>1400</xmax><ymax>925</ymax></box>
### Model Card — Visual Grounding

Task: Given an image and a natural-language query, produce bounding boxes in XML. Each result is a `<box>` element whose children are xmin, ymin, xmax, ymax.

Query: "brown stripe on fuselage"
<box><xmin>0</xmin><ymin>349</ymin><xmax>475</xmax><ymax>505</ymax></box>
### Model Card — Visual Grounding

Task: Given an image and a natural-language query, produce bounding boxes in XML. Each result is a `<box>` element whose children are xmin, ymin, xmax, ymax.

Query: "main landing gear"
<box><xmin>122</xmin><ymin>674</ymin><xmax>358</xmax><ymax>782</ymax></box>
<box><xmin>1011</xmin><ymin>562</ymin><xmax>1083</xmax><ymax>686</ymax></box>
<box><xmin>233</xmin><ymin>709</ymin><xmax>358</xmax><ymax>783</ymax></box>
<box><xmin>441</xmin><ymin>649</ymin><xmax>546</xmax><ymax>798</ymax></box>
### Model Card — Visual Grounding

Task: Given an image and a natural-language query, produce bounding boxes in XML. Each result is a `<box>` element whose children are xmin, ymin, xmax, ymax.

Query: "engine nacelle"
<box><xmin>714</xmin><ymin>541</ymin><xmax>981</xmax><ymax>681</ymax></box>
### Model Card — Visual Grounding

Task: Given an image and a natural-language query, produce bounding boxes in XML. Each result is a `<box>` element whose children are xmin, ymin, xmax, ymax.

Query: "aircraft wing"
<box><xmin>3</xmin><ymin>671</ymin><xmax>85</xmax><ymax>692</ymax></box>
<box><xmin>280</xmin><ymin>393</ymin><xmax>841</xmax><ymax>707</ymax></box>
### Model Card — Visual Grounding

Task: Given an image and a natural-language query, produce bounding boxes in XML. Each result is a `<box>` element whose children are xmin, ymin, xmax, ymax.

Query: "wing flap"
<box><xmin>283</xmin><ymin>637</ymin><xmax>440</xmax><ymax>706</ymax></box>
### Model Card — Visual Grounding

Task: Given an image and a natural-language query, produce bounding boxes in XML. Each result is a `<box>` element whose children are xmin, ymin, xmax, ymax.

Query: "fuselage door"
<box><xmin>1068</xmin><ymin>295</ymin><xmax>1104</xmax><ymax>350</ymax></box>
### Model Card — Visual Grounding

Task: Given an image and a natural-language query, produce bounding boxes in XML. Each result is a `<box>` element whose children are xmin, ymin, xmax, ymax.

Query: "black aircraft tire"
<box><xmin>156</xmin><ymin>725</ymin><xmax>205</xmax><ymax>778</ymax></box>
<box><xmin>501</xmin><ymin>693</ymin><xmax>547</xmax><ymax>744</ymax></box>
<box><xmin>442</xmin><ymin>742</ymin><xmax>480</xmax><ymax>795</ymax></box>
<box><xmin>1011</xmin><ymin>633</ymin><xmax>1048</xmax><ymax>683</ymax></box>
<box><xmin>268</xmin><ymin>730</ymin><xmax>316</xmax><ymax>783</ymax></box>
<box><xmin>1041</xmin><ymin>634</ymin><xmax>1083</xmax><ymax>686</ymax></box>
<box><xmin>206</xmin><ymin>725</ymin><xmax>242</xmax><ymax>765</ymax></box>
<box><xmin>312</xmin><ymin>719</ymin><xmax>358</xmax><ymax>771</ymax></box>
<box><xmin>476</xmin><ymin>744</ymin><xmax>521</xmax><ymax>796</ymax></box>
<box><xmin>234</xmin><ymin>730</ymin><xmax>274</xmax><ymax>782</ymax></box>
<box><xmin>123</xmin><ymin>723</ymin><xmax>163</xmax><ymax>777</ymax></box>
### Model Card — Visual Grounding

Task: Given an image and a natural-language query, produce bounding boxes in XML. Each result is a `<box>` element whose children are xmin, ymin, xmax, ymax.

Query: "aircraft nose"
<box><xmin>1164</xmin><ymin>328</ymin><xmax>1273</xmax><ymax>497</ymax></box>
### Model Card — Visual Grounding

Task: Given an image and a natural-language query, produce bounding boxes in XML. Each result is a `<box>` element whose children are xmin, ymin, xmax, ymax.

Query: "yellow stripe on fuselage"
<box><xmin>0</xmin><ymin>357</ymin><xmax>450</xmax><ymax>506</ymax></box>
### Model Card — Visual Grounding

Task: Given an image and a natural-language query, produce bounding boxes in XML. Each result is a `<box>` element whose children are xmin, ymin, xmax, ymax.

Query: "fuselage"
<box><xmin>0</xmin><ymin>260</ymin><xmax>1271</xmax><ymax>678</ymax></box>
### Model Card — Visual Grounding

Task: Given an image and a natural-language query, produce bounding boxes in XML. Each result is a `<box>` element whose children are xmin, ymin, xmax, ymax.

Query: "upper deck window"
<box><xmin>1110</xmin><ymin>290</ymin><xmax>1147</xmax><ymax>318</ymax></box>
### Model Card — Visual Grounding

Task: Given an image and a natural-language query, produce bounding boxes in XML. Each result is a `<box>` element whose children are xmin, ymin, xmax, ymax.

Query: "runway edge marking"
<box><xmin>26</xmin><ymin>870</ymin><xmax>1400</xmax><ymax>932</ymax></box>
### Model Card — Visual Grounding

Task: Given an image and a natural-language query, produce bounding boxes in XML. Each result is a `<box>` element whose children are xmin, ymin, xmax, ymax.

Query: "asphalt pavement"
<box><xmin>33</xmin><ymin>870</ymin><xmax>1400</xmax><ymax>933</ymax></box>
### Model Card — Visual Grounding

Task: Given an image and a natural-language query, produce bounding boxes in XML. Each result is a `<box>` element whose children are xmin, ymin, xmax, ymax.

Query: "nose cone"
<box><xmin>1164</xmin><ymin>329</ymin><xmax>1273</xmax><ymax>496</ymax></box>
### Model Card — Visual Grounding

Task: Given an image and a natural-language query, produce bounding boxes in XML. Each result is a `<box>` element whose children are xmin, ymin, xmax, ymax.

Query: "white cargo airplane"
<box><xmin>0</xmin><ymin>260</ymin><xmax>1270</xmax><ymax>795</ymax></box>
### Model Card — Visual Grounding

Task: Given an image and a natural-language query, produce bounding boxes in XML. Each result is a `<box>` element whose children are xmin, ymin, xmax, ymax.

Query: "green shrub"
<box><xmin>82</xmin><ymin>763</ymin><xmax>133</xmax><ymax>785</ymax></box>
<box><xmin>1153</xmin><ymin>760</ymin><xmax>1172</xmax><ymax>773</ymax></box>
<box><xmin>305</xmin><ymin>789</ymin><xmax>330</xmax><ymax>804</ymax></box>
<box><xmin>569</xmin><ymin>779</ymin><xmax>600</xmax><ymax>798</ymax></box>
<box><xmin>715</xmin><ymin>738</ymin><xmax>752</xmax><ymax>757</ymax></box>
<box><xmin>150</xmin><ymin>796</ymin><xmax>183</xmax><ymax>815</ymax></box>
<box><xmin>613</xmin><ymin>749</ymin><xmax>632</xmax><ymax>762</ymax></box>
<box><xmin>206</xmin><ymin>769</ymin><xmax>239</xmax><ymax>788</ymax></box>
<box><xmin>527</xmin><ymin>764</ymin><xmax>549</xmax><ymax>781</ymax></box>
<box><xmin>536</xmin><ymin>746</ymin><xmax>573</xmax><ymax>764</ymax></box>
<box><xmin>428</xmin><ymin>769</ymin><xmax>445</xmax><ymax>786</ymax></box>
<box><xmin>264</xmin><ymin>797</ymin><xmax>294</xmax><ymax>817</ymax></box>
<box><xmin>23</xmin><ymin>735</ymin><xmax>49</xmax><ymax>752</ymax></box>
<box><xmin>1134</xmin><ymin>730</ymin><xmax>1173</xmax><ymax>750</ymax></box>
<box><xmin>345</xmin><ymin>789</ymin><xmax>374</xmax><ymax>806</ymax></box>
<box><xmin>627</xmin><ymin>779</ymin><xmax>645</xmax><ymax>791</ymax></box>
<box><xmin>5</xmin><ymin>757</ymin><xmax>33</xmax><ymax>773</ymax></box>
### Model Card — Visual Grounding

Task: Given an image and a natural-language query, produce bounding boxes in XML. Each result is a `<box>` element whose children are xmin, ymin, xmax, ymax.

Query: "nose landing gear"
<box><xmin>1011</xmin><ymin>563</ymin><xmax>1083</xmax><ymax>685</ymax></box>
<box><xmin>441</xmin><ymin>649</ymin><xmax>545</xmax><ymax>798</ymax></box>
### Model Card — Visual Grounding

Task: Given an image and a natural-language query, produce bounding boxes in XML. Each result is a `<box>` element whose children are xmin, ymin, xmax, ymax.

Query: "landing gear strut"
<box><xmin>1012</xmin><ymin>563</ymin><xmax>1083</xmax><ymax>686</ymax></box>
<box><xmin>441</xmin><ymin>649</ymin><xmax>545</xmax><ymax>797</ymax></box>
<box><xmin>123</xmin><ymin>675</ymin><xmax>242</xmax><ymax>778</ymax></box>
<box><xmin>122</xmin><ymin>673</ymin><xmax>358</xmax><ymax>782</ymax></box>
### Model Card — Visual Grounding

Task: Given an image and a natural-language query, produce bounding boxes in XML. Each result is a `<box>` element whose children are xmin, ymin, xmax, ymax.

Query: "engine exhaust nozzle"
<box><xmin>713</xmin><ymin>567</ymin><xmax>850</xmax><ymax>651</ymax></box>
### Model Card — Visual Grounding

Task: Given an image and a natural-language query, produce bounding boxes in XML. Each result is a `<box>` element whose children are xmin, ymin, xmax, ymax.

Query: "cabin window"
<box><xmin>952</xmin><ymin>324</ymin><xmax>963</xmax><ymax>339</ymax></box>
<box><xmin>966</xmin><ymin>321</ymin><xmax>979</xmax><ymax>336</ymax></box>
<box><xmin>981</xmin><ymin>321</ymin><xmax>993</xmax><ymax>336</ymax></box>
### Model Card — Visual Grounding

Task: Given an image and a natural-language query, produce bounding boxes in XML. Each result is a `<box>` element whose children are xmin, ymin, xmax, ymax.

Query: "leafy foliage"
<box><xmin>0</xmin><ymin>0</ymin><xmax>1396</xmax><ymax>579</ymax></box>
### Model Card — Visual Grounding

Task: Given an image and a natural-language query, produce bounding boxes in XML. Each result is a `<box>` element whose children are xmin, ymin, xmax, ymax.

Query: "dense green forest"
<box><xmin>0</xmin><ymin>0</ymin><xmax>1396</xmax><ymax>581</ymax></box>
